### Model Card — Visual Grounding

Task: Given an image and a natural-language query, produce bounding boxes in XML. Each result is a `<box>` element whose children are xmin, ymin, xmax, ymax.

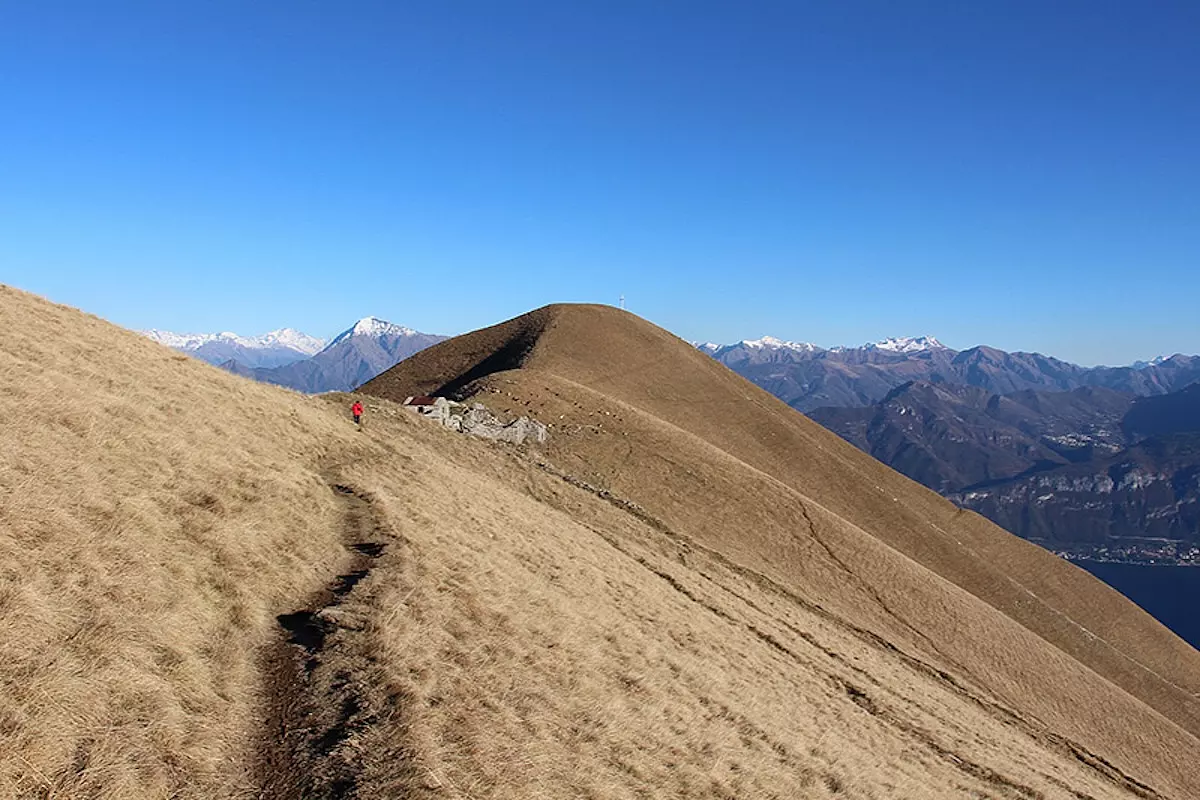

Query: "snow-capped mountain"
<box><xmin>699</xmin><ymin>333</ymin><xmax>1200</xmax><ymax>412</ymax></box>
<box><xmin>226</xmin><ymin>317</ymin><xmax>449</xmax><ymax>393</ymax></box>
<box><xmin>144</xmin><ymin>315</ymin><xmax>446</xmax><ymax>392</ymax></box>
<box><xmin>699</xmin><ymin>334</ymin><xmax>942</xmax><ymax>360</ymax></box>
<box><xmin>143</xmin><ymin>328</ymin><xmax>325</xmax><ymax>354</ymax></box>
<box><xmin>1132</xmin><ymin>355</ymin><xmax>1171</xmax><ymax>370</ymax></box>
<box><xmin>739</xmin><ymin>336</ymin><xmax>822</xmax><ymax>352</ymax></box>
<box><xmin>694</xmin><ymin>336</ymin><xmax>823</xmax><ymax>364</ymax></box>
<box><xmin>328</xmin><ymin>316</ymin><xmax>421</xmax><ymax>346</ymax></box>
<box><xmin>252</xmin><ymin>328</ymin><xmax>327</xmax><ymax>355</ymax></box>
<box><xmin>142</xmin><ymin>329</ymin><xmax>225</xmax><ymax>350</ymax></box>
<box><xmin>141</xmin><ymin>327</ymin><xmax>326</xmax><ymax>368</ymax></box>
<box><xmin>863</xmin><ymin>335</ymin><xmax>946</xmax><ymax>353</ymax></box>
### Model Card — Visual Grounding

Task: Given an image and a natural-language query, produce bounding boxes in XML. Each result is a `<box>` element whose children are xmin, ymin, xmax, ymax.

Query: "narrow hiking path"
<box><xmin>254</xmin><ymin>482</ymin><xmax>402</xmax><ymax>800</ymax></box>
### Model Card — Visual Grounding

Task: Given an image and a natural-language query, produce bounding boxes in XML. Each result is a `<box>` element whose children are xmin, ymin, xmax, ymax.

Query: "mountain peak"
<box><xmin>865</xmin><ymin>335</ymin><xmax>946</xmax><ymax>353</ymax></box>
<box><xmin>740</xmin><ymin>335</ymin><xmax>821</xmax><ymax>352</ymax></box>
<box><xmin>1132</xmin><ymin>355</ymin><xmax>1171</xmax><ymax>370</ymax></box>
<box><xmin>699</xmin><ymin>334</ymin><xmax>949</xmax><ymax>356</ymax></box>
<box><xmin>141</xmin><ymin>327</ymin><xmax>325</xmax><ymax>354</ymax></box>
<box><xmin>330</xmin><ymin>317</ymin><xmax>419</xmax><ymax>345</ymax></box>
<box><xmin>257</xmin><ymin>328</ymin><xmax>326</xmax><ymax>355</ymax></box>
<box><xmin>141</xmin><ymin>329</ymin><xmax>217</xmax><ymax>350</ymax></box>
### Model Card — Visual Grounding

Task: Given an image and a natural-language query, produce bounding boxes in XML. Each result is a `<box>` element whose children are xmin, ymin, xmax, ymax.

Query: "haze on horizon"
<box><xmin>1</xmin><ymin>1</ymin><xmax>1197</xmax><ymax>366</ymax></box>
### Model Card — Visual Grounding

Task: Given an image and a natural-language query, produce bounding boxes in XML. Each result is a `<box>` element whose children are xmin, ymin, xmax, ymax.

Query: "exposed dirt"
<box><xmin>254</xmin><ymin>483</ymin><xmax>403</xmax><ymax>800</ymax></box>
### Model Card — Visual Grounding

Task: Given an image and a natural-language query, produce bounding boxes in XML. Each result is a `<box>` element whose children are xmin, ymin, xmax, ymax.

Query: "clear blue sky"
<box><xmin>1</xmin><ymin>1</ymin><xmax>1197</xmax><ymax>365</ymax></box>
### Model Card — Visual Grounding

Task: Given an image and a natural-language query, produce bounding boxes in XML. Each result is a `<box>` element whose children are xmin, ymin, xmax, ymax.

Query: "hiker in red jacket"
<box><xmin>351</xmin><ymin>400</ymin><xmax>363</xmax><ymax>426</ymax></box>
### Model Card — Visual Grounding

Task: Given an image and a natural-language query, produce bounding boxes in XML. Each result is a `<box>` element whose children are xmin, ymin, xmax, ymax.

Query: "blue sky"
<box><xmin>1</xmin><ymin>1</ymin><xmax>1197</xmax><ymax>365</ymax></box>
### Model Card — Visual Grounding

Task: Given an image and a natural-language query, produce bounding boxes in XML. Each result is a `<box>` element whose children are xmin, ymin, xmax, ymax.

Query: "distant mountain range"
<box><xmin>701</xmin><ymin>335</ymin><xmax>1200</xmax><ymax>562</ymax></box>
<box><xmin>804</xmin><ymin>378</ymin><xmax>1200</xmax><ymax>559</ymax></box>
<box><xmin>807</xmin><ymin>382</ymin><xmax>1134</xmax><ymax>493</ymax></box>
<box><xmin>701</xmin><ymin>335</ymin><xmax>1200</xmax><ymax>412</ymax></box>
<box><xmin>142</xmin><ymin>317</ymin><xmax>446</xmax><ymax>393</ymax></box>
<box><xmin>142</xmin><ymin>327</ymin><xmax>326</xmax><ymax>369</ymax></box>
<box><xmin>147</xmin><ymin>317</ymin><xmax>1200</xmax><ymax>558</ymax></box>
<box><xmin>944</xmin><ymin>384</ymin><xmax>1200</xmax><ymax>551</ymax></box>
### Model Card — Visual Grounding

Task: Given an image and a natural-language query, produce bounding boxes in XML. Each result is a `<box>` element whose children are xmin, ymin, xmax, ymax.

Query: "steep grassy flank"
<box><xmin>0</xmin><ymin>285</ymin><xmax>375</xmax><ymax>797</ymax></box>
<box><xmin>5</xmin><ymin>287</ymin><xmax>1200</xmax><ymax>798</ymax></box>
<box><xmin>332</xmin><ymin>403</ymin><xmax>1159</xmax><ymax>799</ymax></box>
<box><xmin>365</xmin><ymin>303</ymin><xmax>1200</xmax><ymax>797</ymax></box>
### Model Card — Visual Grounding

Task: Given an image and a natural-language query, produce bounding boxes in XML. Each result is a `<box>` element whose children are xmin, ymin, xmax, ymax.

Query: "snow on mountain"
<box><xmin>739</xmin><ymin>336</ymin><xmax>822</xmax><ymax>352</ymax></box>
<box><xmin>142</xmin><ymin>329</ymin><xmax>224</xmax><ymax>350</ymax></box>
<box><xmin>1132</xmin><ymin>355</ymin><xmax>1170</xmax><ymax>370</ymax></box>
<box><xmin>246</xmin><ymin>318</ymin><xmax>448</xmax><ymax>393</ymax></box>
<box><xmin>864</xmin><ymin>336</ymin><xmax>946</xmax><ymax>353</ymax></box>
<box><xmin>140</xmin><ymin>326</ymin><xmax>328</xmax><ymax>369</ymax></box>
<box><xmin>253</xmin><ymin>328</ymin><xmax>326</xmax><ymax>356</ymax></box>
<box><xmin>142</xmin><ymin>316</ymin><xmax>439</xmax><ymax>380</ymax></box>
<box><xmin>328</xmin><ymin>317</ymin><xmax>420</xmax><ymax>346</ymax></box>
<box><xmin>141</xmin><ymin>328</ymin><xmax>325</xmax><ymax>355</ymax></box>
<box><xmin>697</xmin><ymin>334</ymin><xmax>945</xmax><ymax>356</ymax></box>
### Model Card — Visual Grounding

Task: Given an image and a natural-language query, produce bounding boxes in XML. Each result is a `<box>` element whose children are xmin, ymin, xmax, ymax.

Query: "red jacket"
<box><xmin>351</xmin><ymin>402</ymin><xmax>363</xmax><ymax>415</ymax></box>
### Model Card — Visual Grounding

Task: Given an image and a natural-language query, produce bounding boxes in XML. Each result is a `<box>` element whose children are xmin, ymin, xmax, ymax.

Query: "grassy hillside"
<box><xmin>4</xmin><ymin>287</ymin><xmax>1200</xmax><ymax>798</ymax></box>
<box><xmin>0</xmin><ymin>285</ymin><xmax>378</xmax><ymax>796</ymax></box>
<box><xmin>365</xmin><ymin>303</ymin><xmax>1200</xmax><ymax>798</ymax></box>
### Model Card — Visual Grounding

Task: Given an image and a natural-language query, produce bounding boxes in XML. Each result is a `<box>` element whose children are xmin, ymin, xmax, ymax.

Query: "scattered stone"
<box><xmin>404</xmin><ymin>396</ymin><xmax>548</xmax><ymax>445</ymax></box>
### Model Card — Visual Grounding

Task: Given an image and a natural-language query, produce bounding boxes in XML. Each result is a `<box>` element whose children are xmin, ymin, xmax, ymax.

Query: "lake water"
<box><xmin>1076</xmin><ymin>561</ymin><xmax>1200</xmax><ymax>651</ymax></box>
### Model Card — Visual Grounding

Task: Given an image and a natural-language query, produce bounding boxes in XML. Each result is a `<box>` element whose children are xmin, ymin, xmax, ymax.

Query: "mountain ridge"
<box><xmin>703</xmin><ymin>333</ymin><xmax>1192</xmax><ymax>368</ymax></box>
<box><xmin>6</xmin><ymin>288</ymin><xmax>1200</xmax><ymax>798</ymax></box>
<box><xmin>362</xmin><ymin>303</ymin><xmax>1200</xmax><ymax>783</ymax></box>
<box><xmin>809</xmin><ymin>377</ymin><xmax>1200</xmax><ymax>565</ymax></box>
<box><xmin>142</xmin><ymin>317</ymin><xmax>447</xmax><ymax>393</ymax></box>
<box><xmin>141</xmin><ymin>326</ymin><xmax>327</xmax><ymax>368</ymax></box>
<box><xmin>702</xmin><ymin>335</ymin><xmax>1200</xmax><ymax>411</ymax></box>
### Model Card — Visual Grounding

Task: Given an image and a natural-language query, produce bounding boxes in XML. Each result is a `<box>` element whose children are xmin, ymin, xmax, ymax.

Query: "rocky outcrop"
<box><xmin>408</xmin><ymin>397</ymin><xmax>548</xmax><ymax>445</ymax></box>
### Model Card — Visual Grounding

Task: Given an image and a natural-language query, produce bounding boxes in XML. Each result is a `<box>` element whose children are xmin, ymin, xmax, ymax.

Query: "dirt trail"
<box><xmin>254</xmin><ymin>483</ymin><xmax>399</xmax><ymax>800</ymax></box>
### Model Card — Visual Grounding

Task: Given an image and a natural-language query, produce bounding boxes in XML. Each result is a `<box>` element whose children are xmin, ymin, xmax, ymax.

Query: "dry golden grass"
<box><xmin>363</xmin><ymin>303</ymin><xmax>1200</xmax><ymax>798</ymax></box>
<box><xmin>322</xmin><ymin>397</ymin><xmax>1189</xmax><ymax>799</ymax></box>
<box><xmin>3</xmin><ymin>288</ymin><xmax>1200</xmax><ymax>799</ymax></box>
<box><xmin>0</xmin><ymin>285</ymin><xmax>374</xmax><ymax>797</ymax></box>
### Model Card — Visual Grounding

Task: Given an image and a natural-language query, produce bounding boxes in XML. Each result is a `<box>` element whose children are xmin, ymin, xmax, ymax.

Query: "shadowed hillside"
<box><xmin>808</xmin><ymin>379</ymin><xmax>1200</xmax><ymax>556</ymax></box>
<box><xmin>807</xmin><ymin>382</ymin><xmax>1134</xmax><ymax>493</ymax></box>
<box><xmin>5</xmin><ymin>288</ymin><xmax>1200</xmax><ymax>799</ymax></box>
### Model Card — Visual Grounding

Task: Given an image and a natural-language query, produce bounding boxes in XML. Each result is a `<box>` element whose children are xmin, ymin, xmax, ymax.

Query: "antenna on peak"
<box><xmin>619</xmin><ymin>294</ymin><xmax>626</xmax><ymax>310</ymax></box>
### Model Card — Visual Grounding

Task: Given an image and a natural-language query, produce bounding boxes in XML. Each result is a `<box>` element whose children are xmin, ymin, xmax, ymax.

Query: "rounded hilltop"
<box><xmin>359</xmin><ymin>301</ymin><xmax>731</xmax><ymax>403</ymax></box>
<box><xmin>362</xmin><ymin>299</ymin><xmax>1200</xmax><ymax>791</ymax></box>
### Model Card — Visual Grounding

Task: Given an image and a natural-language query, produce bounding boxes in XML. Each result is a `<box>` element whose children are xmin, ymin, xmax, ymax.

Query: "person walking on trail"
<box><xmin>351</xmin><ymin>400</ymin><xmax>364</xmax><ymax>426</ymax></box>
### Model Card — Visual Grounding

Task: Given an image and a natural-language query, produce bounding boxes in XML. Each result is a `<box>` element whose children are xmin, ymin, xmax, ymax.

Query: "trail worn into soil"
<box><xmin>254</xmin><ymin>483</ymin><xmax>406</xmax><ymax>800</ymax></box>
